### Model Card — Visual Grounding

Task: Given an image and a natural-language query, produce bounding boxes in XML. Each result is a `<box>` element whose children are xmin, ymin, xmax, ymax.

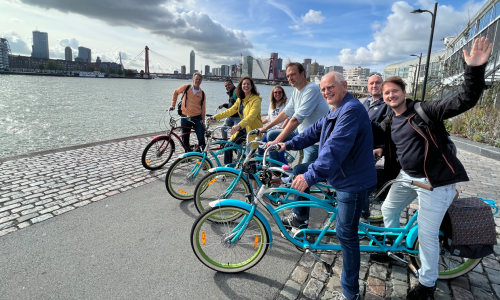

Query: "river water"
<box><xmin>0</xmin><ymin>75</ymin><xmax>295</xmax><ymax>159</ymax></box>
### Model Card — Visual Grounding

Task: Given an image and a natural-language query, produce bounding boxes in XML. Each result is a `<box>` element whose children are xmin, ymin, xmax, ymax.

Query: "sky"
<box><xmin>0</xmin><ymin>0</ymin><xmax>488</xmax><ymax>73</ymax></box>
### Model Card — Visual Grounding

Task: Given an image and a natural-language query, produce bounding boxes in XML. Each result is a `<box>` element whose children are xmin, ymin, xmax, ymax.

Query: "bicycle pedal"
<box><xmin>322</xmin><ymin>262</ymin><xmax>333</xmax><ymax>277</ymax></box>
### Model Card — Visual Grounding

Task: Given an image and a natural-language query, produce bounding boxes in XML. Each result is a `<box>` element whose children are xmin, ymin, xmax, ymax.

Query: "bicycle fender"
<box><xmin>406</xmin><ymin>225</ymin><xmax>418</xmax><ymax>249</ymax></box>
<box><xmin>210</xmin><ymin>199</ymin><xmax>273</xmax><ymax>247</ymax></box>
<box><xmin>207</xmin><ymin>167</ymin><xmax>249</xmax><ymax>182</ymax></box>
<box><xmin>151</xmin><ymin>135</ymin><xmax>169</xmax><ymax>142</ymax></box>
<box><xmin>176</xmin><ymin>153</ymin><xmax>214</xmax><ymax>168</ymax></box>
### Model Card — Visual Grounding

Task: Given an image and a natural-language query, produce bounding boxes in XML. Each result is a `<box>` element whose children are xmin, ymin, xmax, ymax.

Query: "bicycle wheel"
<box><xmin>194</xmin><ymin>171</ymin><xmax>251</xmax><ymax>219</ymax></box>
<box><xmin>284</xmin><ymin>149</ymin><xmax>303</xmax><ymax>169</ymax></box>
<box><xmin>191</xmin><ymin>206</ymin><xmax>269</xmax><ymax>273</ymax></box>
<box><xmin>165</xmin><ymin>155</ymin><xmax>212</xmax><ymax>200</ymax></box>
<box><xmin>141</xmin><ymin>137</ymin><xmax>175</xmax><ymax>170</ymax></box>
<box><xmin>410</xmin><ymin>237</ymin><xmax>482</xmax><ymax>279</ymax></box>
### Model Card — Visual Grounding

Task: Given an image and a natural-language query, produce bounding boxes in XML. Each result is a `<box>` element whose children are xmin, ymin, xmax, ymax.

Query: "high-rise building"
<box><xmin>319</xmin><ymin>65</ymin><xmax>325</xmax><ymax>75</ymax></box>
<box><xmin>221</xmin><ymin>65</ymin><xmax>230</xmax><ymax>77</ymax></box>
<box><xmin>270</xmin><ymin>52</ymin><xmax>279</xmax><ymax>79</ymax></box>
<box><xmin>330</xmin><ymin>66</ymin><xmax>344</xmax><ymax>74</ymax></box>
<box><xmin>302</xmin><ymin>59</ymin><xmax>312</xmax><ymax>77</ymax></box>
<box><xmin>181</xmin><ymin>65</ymin><xmax>186</xmax><ymax>74</ymax></box>
<box><xmin>78</xmin><ymin>47</ymin><xmax>91</xmax><ymax>63</ymax></box>
<box><xmin>310</xmin><ymin>61</ymin><xmax>319</xmax><ymax>76</ymax></box>
<box><xmin>32</xmin><ymin>30</ymin><xmax>49</xmax><ymax>59</ymax></box>
<box><xmin>276</xmin><ymin>58</ymin><xmax>283</xmax><ymax>72</ymax></box>
<box><xmin>65</xmin><ymin>47</ymin><xmax>72</xmax><ymax>61</ymax></box>
<box><xmin>96</xmin><ymin>56</ymin><xmax>101</xmax><ymax>64</ymax></box>
<box><xmin>0</xmin><ymin>38</ymin><xmax>10</xmax><ymax>70</ymax></box>
<box><xmin>204</xmin><ymin>65</ymin><xmax>210</xmax><ymax>76</ymax></box>
<box><xmin>242</xmin><ymin>56</ymin><xmax>253</xmax><ymax>77</ymax></box>
<box><xmin>190</xmin><ymin>50</ymin><xmax>195</xmax><ymax>74</ymax></box>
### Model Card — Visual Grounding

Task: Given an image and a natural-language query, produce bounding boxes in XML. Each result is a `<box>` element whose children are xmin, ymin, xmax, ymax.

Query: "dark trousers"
<box><xmin>181</xmin><ymin>115</ymin><xmax>205</xmax><ymax>150</ymax></box>
<box><xmin>291</xmin><ymin>162</ymin><xmax>314</xmax><ymax>221</ymax></box>
<box><xmin>224</xmin><ymin>129</ymin><xmax>246</xmax><ymax>165</ymax></box>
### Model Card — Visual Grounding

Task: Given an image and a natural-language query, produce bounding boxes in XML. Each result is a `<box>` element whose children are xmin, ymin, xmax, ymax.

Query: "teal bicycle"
<box><xmin>192</xmin><ymin>129</ymin><xmax>330</xmax><ymax>218</ymax></box>
<box><xmin>190</xmin><ymin>145</ymin><xmax>498</xmax><ymax>279</ymax></box>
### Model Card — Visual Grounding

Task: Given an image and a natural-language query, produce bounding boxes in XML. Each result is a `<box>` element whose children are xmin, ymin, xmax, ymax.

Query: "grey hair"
<box><xmin>193</xmin><ymin>72</ymin><xmax>203</xmax><ymax>80</ymax></box>
<box><xmin>327</xmin><ymin>71</ymin><xmax>345</xmax><ymax>84</ymax></box>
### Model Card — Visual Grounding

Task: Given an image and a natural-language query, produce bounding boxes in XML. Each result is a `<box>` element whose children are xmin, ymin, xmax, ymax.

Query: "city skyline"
<box><xmin>0</xmin><ymin>0</ymin><xmax>488</xmax><ymax>73</ymax></box>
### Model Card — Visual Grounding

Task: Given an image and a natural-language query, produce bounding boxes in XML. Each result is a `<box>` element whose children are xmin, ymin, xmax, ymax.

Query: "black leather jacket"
<box><xmin>380</xmin><ymin>64</ymin><xmax>486</xmax><ymax>188</ymax></box>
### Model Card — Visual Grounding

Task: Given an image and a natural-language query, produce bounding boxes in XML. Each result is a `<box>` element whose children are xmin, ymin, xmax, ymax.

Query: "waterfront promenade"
<box><xmin>0</xmin><ymin>134</ymin><xmax>500</xmax><ymax>299</ymax></box>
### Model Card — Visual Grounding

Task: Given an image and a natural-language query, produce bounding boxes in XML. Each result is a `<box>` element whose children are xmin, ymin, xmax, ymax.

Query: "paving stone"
<box><xmin>486</xmin><ymin>267</ymin><xmax>500</xmax><ymax>285</ymax></box>
<box><xmin>303</xmin><ymin>278</ymin><xmax>324</xmax><ymax>299</ymax></box>
<box><xmin>436</xmin><ymin>280</ymin><xmax>450</xmax><ymax>294</ymax></box>
<box><xmin>364</xmin><ymin>292</ymin><xmax>384</xmax><ymax>300</ymax></box>
<box><xmin>369</xmin><ymin>263</ymin><xmax>388</xmax><ymax>280</ymax></box>
<box><xmin>359</xmin><ymin>265</ymin><xmax>368</xmax><ymax>280</ymax></box>
<box><xmin>468</xmin><ymin>272</ymin><xmax>490</xmax><ymax>289</ymax></box>
<box><xmin>473</xmin><ymin>262</ymin><xmax>484</xmax><ymax>273</ymax></box>
<box><xmin>450</xmin><ymin>276</ymin><xmax>470</xmax><ymax>290</ymax></box>
<box><xmin>483</xmin><ymin>257</ymin><xmax>500</xmax><ymax>271</ymax></box>
<box><xmin>16</xmin><ymin>213</ymin><xmax>39</xmax><ymax>223</ymax></box>
<box><xmin>360</xmin><ymin>254</ymin><xmax>370</xmax><ymax>266</ymax></box>
<box><xmin>435</xmin><ymin>291</ymin><xmax>452</xmax><ymax>300</ymax></box>
<box><xmin>471</xmin><ymin>286</ymin><xmax>494</xmax><ymax>300</ymax></box>
<box><xmin>311</xmin><ymin>262</ymin><xmax>328</xmax><ymax>282</ymax></box>
<box><xmin>451</xmin><ymin>285</ymin><xmax>474</xmax><ymax>300</ymax></box>
<box><xmin>280</xmin><ymin>280</ymin><xmax>301</xmax><ymax>300</ymax></box>
<box><xmin>391</xmin><ymin>265</ymin><xmax>407</xmax><ymax>283</ymax></box>
<box><xmin>390</xmin><ymin>279</ymin><xmax>407</xmax><ymax>298</ymax></box>
<box><xmin>367</xmin><ymin>276</ymin><xmax>385</xmax><ymax>297</ymax></box>
<box><xmin>30</xmin><ymin>214</ymin><xmax>53</xmax><ymax>224</ymax></box>
<box><xmin>492</xmin><ymin>284</ymin><xmax>500</xmax><ymax>299</ymax></box>
<box><xmin>0</xmin><ymin>226</ymin><xmax>17</xmax><ymax>236</ymax></box>
<box><xmin>326</xmin><ymin>276</ymin><xmax>341</xmax><ymax>293</ymax></box>
<box><xmin>291</xmin><ymin>266</ymin><xmax>309</xmax><ymax>285</ymax></box>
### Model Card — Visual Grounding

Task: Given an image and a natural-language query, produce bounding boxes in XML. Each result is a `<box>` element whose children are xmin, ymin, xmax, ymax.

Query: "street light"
<box><xmin>412</xmin><ymin>2</ymin><xmax>438</xmax><ymax>101</ymax></box>
<box><xmin>410</xmin><ymin>53</ymin><xmax>422</xmax><ymax>99</ymax></box>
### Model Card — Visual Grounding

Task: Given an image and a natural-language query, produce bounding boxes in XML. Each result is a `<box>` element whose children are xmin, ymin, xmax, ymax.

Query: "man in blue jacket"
<box><xmin>276</xmin><ymin>72</ymin><xmax>377</xmax><ymax>300</ymax></box>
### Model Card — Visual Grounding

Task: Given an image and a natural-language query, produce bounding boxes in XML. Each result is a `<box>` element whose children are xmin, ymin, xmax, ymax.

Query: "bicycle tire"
<box><xmin>191</xmin><ymin>205</ymin><xmax>269</xmax><ymax>273</ymax></box>
<box><xmin>141</xmin><ymin>137</ymin><xmax>175</xmax><ymax>170</ymax></box>
<box><xmin>410</xmin><ymin>237</ymin><xmax>482</xmax><ymax>279</ymax></box>
<box><xmin>165</xmin><ymin>155</ymin><xmax>212</xmax><ymax>200</ymax></box>
<box><xmin>193</xmin><ymin>171</ymin><xmax>251</xmax><ymax>220</ymax></box>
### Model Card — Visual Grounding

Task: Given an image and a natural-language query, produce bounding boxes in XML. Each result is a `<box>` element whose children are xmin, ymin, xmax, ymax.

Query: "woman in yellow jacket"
<box><xmin>211</xmin><ymin>77</ymin><xmax>262</xmax><ymax>192</ymax></box>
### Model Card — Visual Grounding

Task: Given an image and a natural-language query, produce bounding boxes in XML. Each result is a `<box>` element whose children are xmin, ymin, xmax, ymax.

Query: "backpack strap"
<box><xmin>201</xmin><ymin>91</ymin><xmax>205</xmax><ymax>107</ymax></box>
<box><xmin>414</xmin><ymin>101</ymin><xmax>434</xmax><ymax>128</ymax></box>
<box><xmin>182</xmin><ymin>84</ymin><xmax>191</xmax><ymax>108</ymax></box>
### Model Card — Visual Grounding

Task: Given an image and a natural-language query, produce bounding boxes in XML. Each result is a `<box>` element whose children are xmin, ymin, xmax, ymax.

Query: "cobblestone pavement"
<box><xmin>277</xmin><ymin>149</ymin><xmax>500</xmax><ymax>300</ymax></box>
<box><xmin>1</xmin><ymin>136</ymin><xmax>500</xmax><ymax>300</ymax></box>
<box><xmin>0</xmin><ymin>134</ymin><xmax>175</xmax><ymax>237</ymax></box>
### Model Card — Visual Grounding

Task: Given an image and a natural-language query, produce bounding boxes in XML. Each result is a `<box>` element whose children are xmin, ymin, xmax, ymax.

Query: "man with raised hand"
<box><xmin>217</xmin><ymin>79</ymin><xmax>240</xmax><ymax>140</ymax></box>
<box><xmin>276</xmin><ymin>72</ymin><xmax>377</xmax><ymax>300</ymax></box>
<box><xmin>260</xmin><ymin>62</ymin><xmax>329</xmax><ymax>164</ymax></box>
<box><xmin>371</xmin><ymin>37</ymin><xmax>492</xmax><ymax>300</ymax></box>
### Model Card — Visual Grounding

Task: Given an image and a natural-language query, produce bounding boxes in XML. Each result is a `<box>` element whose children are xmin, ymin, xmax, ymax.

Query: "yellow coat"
<box><xmin>214</xmin><ymin>93</ymin><xmax>263</xmax><ymax>147</ymax></box>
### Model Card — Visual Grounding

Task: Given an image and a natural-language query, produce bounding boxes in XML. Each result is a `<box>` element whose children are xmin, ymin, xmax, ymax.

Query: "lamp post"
<box><xmin>409</xmin><ymin>64</ymin><xmax>417</xmax><ymax>99</ymax></box>
<box><xmin>412</xmin><ymin>2</ymin><xmax>437</xmax><ymax>101</ymax></box>
<box><xmin>410</xmin><ymin>53</ymin><xmax>422</xmax><ymax>99</ymax></box>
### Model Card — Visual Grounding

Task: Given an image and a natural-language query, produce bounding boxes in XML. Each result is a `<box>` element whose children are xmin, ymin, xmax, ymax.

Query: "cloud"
<box><xmin>9</xmin><ymin>18</ymin><xmax>24</xmax><ymax>23</ymax></box>
<box><xmin>18</xmin><ymin>0</ymin><xmax>253</xmax><ymax>60</ymax></box>
<box><xmin>337</xmin><ymin>0</ymin><xmax>486</xmax><ymax>66</ymax></box>
<box><xmin>289</xmin><ymin>25</ymin><xmax>300</xmax><ymax>30</ymax></box>
<box><xmin>58</xmin><ymin>38</ymin><xmax>79</xmax><ymax>49</ymax></box>
<box><xmin>301</xmin><ymin>10</ymin><xmax>324</xmax><ymax>24</ymax></box>
<box><xmin>1</xmin><ymin>31</ymin><xmax>31</xmax><ymax>55</ymax></box>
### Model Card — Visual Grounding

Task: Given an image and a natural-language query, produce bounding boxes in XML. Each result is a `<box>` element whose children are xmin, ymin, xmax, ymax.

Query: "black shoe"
<box><xmin>406</xmin><ymin>283</ymin><xmax>436</xmax><ymax>300</ymax></box>
<box><xmin>370</xmin><ymin>252</ymin><xmax>404</xmax><ymax>263</ymax></box>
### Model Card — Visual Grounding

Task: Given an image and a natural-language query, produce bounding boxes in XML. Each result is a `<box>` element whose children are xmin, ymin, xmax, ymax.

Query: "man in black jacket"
<box><xmin>218</xmin><ymin>79</ymin><xmax>241</xmax><ymax>140</ymax></box>
<box><xmin>371</xmin><ymin>37</ymin><xmax>492</xmax><ymax>300</ymax></box>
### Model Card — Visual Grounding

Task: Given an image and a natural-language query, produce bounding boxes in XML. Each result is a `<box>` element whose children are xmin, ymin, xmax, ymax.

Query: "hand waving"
<box><xmin>463</xmin><ymin>37</ymin><xmax>493</xmax><ymax>67</ymax></box>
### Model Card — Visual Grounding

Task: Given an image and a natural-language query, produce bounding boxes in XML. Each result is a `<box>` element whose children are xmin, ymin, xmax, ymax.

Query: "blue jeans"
<box><xmin>222</xmin><ymin>116</ymin><xmax>241</xmax><ymax>140</ymax></box>
<box><xmin>258</xmin><ymin>134</ymin><xmax>286</xmax><ymax>164</ymax></box>
<box><xmin>336</xmin><ymin>185</ymin><xmax>376</xmax><ymax>298</ymax></box>
<box><xmin>302</xmin><ymin>144</ymin><xmax>319</xmax><ymax>164</ymax></box>
<box><xmin>181</xmin><ymin>115</ymin><xmax>205</xmax><ymax>150</ymax></box>
<box><xmin>224</xmin><ymin>129</ymin><xmax>246</xmax><ymax>165</ymax></box>
<box><xmin>266</xmin><ymin>129</ymin><xmax>297</xmax><ymax>165</ymax></box>
<box><xmin>381</xmin><ymin>170</ymin><xmax>455</xmax><ymax>287</ymax></box>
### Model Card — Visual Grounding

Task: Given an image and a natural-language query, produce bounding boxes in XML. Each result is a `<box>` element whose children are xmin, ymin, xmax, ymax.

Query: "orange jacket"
<box><xmin>171</xmin><ymin>84</ymin><xmax>206</xmax><ymax>119</ymax></box>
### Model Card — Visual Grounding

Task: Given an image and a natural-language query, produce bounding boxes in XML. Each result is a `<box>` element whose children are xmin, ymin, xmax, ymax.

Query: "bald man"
<box><xmin>363</xmin><ymin>74</ymin><xmax>391</xmax><ymax>123</ymax></box>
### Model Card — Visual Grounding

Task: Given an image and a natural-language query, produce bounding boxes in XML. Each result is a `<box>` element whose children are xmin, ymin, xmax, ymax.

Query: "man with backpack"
<box><xmin>169</xmin><ymin>72</ymin><xmax>206</xmax><ymax>151</ymax></box>
<box><xmin>371</xmin><ymin>37</ymin><xmax>492</xmax><ymax>300</ymax></box>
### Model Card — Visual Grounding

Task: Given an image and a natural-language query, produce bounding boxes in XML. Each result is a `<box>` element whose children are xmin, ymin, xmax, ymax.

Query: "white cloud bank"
<box><xmin>301</xmin><ymin>10</ymin><xmax>325</xmax><ymax>24</ymax></box>
<box><xmin>337</xmin><ymin>0</ymin><xmax>486</xmax><ymax>66</ymax></box>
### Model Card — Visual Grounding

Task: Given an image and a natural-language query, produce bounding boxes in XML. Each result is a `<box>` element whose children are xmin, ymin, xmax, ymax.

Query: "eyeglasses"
<box><xmin>320</xmin><ymin>83</ymin><xmax>342</xmax><ymax>93</ymax></box>
<box><xmin>273</xmin><ymin>91</ymin><xmax>283</xmax><ymax>94</ymax></box>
